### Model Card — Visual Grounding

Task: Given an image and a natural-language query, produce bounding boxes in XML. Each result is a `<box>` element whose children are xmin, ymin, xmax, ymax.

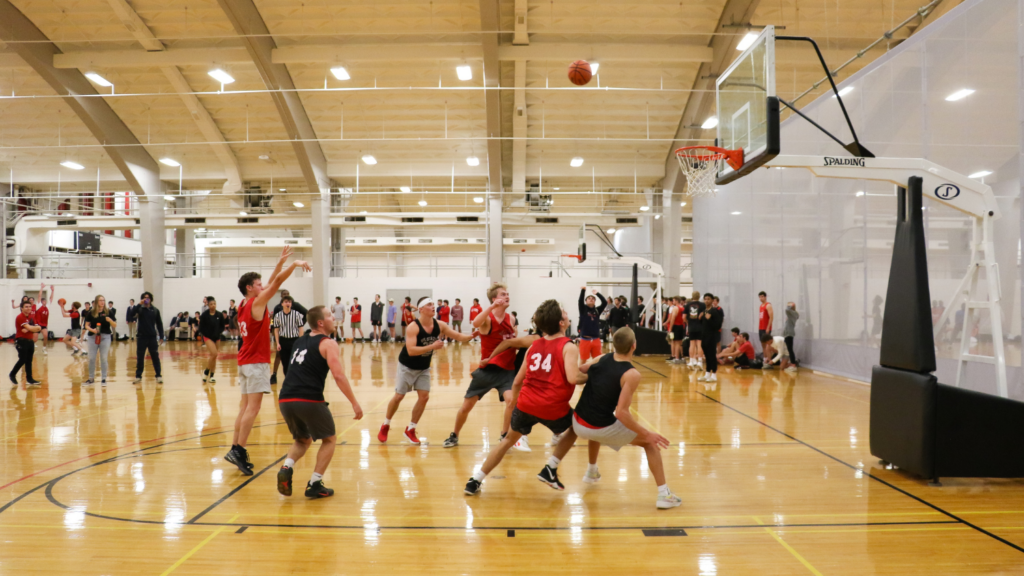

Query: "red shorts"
<box><xmin>578</xmin><ymin>338</ymin><xmax>602</xmax><ymax>362</ymax></box>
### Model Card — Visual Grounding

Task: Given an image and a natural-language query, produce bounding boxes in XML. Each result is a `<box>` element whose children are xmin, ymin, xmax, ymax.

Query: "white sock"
<box><xmin>408</xmin><ymin>421</ymin><xmax>417</xmax><ymax>430</ymax></box>
<box><xmin>383</xmin><ymin>418</ymin><xmax>390</xmax><ymax>425</ymax></box>
<box><xmin>472</xmin><ymin>470</ymin><xmax>486</xmax><ymax>482</ymax></box>
<box><xmin>310</xmin><ymin>472</ymin><xmax>323</xmax><ymax>483</ymax></box>
<box><xmin>284</xmin><ymin>458</ymin><xmax>295</xmax><ymax>468</ymax></box>
<box><xmin>547</xmin><ymin>456</ymin><xmax>561</xmax><ymax>469</ymax></box>
<box><xmin>658</xmin><ymin>484</ymin><xmax>671</xmax><ymax>496</ymax></box>
<box><xmin>587</xmin><ymin>463</ymin><xmax>599</xmax><ymax>474</ymax></box>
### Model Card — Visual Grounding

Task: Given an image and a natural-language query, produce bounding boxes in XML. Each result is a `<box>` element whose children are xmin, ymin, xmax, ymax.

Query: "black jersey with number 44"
<box><xmin>280</xmin><ymin>333</ymin><xmax>332</xmax><ymax>402</ymax></box>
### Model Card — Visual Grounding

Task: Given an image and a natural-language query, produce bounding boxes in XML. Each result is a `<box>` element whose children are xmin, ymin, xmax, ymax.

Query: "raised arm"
<box><xmin>613</xmin><ymin>369</ymin><xmax>668</xmax><ymax>448</ymax></box>
<box><xmin>265</xmin><ymin>246</ymin><xmax>293</xmax><ymax>287</ymax></box>
<box><xmin>596</xmin><ymin>291</ymin><xmax>607</xmax><ymax>312</ymax></box>
<box><xmin>253</xmin><ymin>259</ymin><xmax>312</xmax><ymax>317</ymax></box>
<box><xmin>321</xmin><ymin>338</ymin><xmax>363</xmax><ymax>420</ymax></box>
<box><xmin>440</xmin><ymin>321</ymin><xmax>475</xmax><ymax>343</ymax></box>
<box><xmin>472</xmin><ymin>302</ymin><xmax>494</xmax><ymax>330</ymax></box>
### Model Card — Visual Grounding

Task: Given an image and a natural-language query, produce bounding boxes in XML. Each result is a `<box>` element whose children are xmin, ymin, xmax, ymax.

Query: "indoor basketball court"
<box><xmin>2</xmin><ymin>0</ymin><xmax>1024</xmax><ymax>574</ymax></box>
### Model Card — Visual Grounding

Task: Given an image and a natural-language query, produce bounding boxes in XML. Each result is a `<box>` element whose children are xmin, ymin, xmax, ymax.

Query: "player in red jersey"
<box><xmin>36</xmin><ymin>283</ymin><xmax>53</xmax><ymax>354</ymax></box>
<box><xmin>443</xmin><ymin>283</ymin><xmax>518</xmax><ymax>448</ymax></box>
<box><xmin>225</xmin><ymin>246</ymin><xmax>311</xmax><ymax>475</ymax></box>
<box><xmin>468</xmin><ymin>298</ymin><xmax>483</xmax><ymax>341</ymax></box>
<box><xmin>464</xmin><ymin>300</ymin><xmax>584</xmax><ymax>495</ymax></box>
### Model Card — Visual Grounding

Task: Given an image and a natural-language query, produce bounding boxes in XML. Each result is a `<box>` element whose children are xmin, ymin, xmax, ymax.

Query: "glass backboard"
<box><xmin>715</xmin><ymin>25</ymin><xmax>780</xmax><ymax>184</ymax></box>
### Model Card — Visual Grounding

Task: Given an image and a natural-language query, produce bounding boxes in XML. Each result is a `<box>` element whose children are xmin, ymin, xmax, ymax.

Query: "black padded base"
<box><xmin>634</xmin><ymin>327</ymin><xmax>672</xmax><ymax>356</ymax></box>
<box><xmin>869</xmin><ymin>366</ymin><xmax>936</xmax><ymax>480</ymax></box>
<box><xmin>934</xmin><ymin>383</ymin><xmax>1024</xmax><ymax>478</ymax></box>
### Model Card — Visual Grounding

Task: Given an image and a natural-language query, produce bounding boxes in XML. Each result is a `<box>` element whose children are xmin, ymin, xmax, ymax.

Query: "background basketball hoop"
<box><xmin>675</xmin><ymin>145</ymin><xmax>743</xmax><ymax>197</ymax></box>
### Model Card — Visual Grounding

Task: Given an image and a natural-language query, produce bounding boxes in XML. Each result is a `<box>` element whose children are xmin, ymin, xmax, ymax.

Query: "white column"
<box><xmin>310</xmin><ymin>192</ymin><xmax>330</xmax><ymax>306</ymax></box>
<box><xmin>139</xmin><ymin>200</ymin><xmax>166</xmax><ymax>306</ymax></box>
<box><xmin>175</xmin><ymin>227</ymin><xmax>194</xmax><ymax>278</ymax></box>
<box><xmin>662</xmin><ymin>188</ymin><xmax>682</xmax><ymax>295</ymax></box>
<box><xmin>512</xmin><ymin>59</ymin><xmax>527</xmax><ymax>195</ymax></box>
<box><xmin>487</xmin><ymin>197</ymin><xmax>503</xmax><ymax>281</ymax></box>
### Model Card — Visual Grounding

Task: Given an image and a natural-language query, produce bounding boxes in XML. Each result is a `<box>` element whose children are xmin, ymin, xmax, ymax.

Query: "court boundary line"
<box><xmin>633</xmin><ymin>360</ymin><xmax>1024</xmax><ymax>555</ymax></box>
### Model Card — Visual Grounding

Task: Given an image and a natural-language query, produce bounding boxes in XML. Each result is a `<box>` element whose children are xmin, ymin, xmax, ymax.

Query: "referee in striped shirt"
<box><xmin>273</xmin><ymin>296</ymin><xmax>306</xmax><ymax>380</ymax></box>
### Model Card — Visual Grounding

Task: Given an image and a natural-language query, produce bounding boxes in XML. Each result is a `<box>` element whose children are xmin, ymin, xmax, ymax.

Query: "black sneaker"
<box><xmin>443</xmin><ymin>432</ymin><xmax>459</xmax><ymax>448</ymax></box>
<box><xmin>537</xmin><ymin>465</ymin><xmax>565</xmax><ymax>490</ymax></box>
<box><xmin>270</xmin><ymin>374</ymin><xmax>278</xmax><ymax>385</ymax></box>
<box><xmin>464</xmin><ymin>478</ymin><xmax>481</xmax><ymax>495</ymax></box>
<box><xmin>305</xmin><ymin>480</ymin><xmax>334</xmax><ymax>499</ymax></box>
<box><xmin>9</xmin><ymin>375</ymin><xmax>18</xmax><ymax>386</ymax></box>
<box><xmin>225</xmin><ymin>446</ymin><xmax>254</xmax><ymax>476</ymax></box>
<box><xmin>277</xmin><ymin>466</ymin><xmax>293</xmax><ymax>496</ymax></box>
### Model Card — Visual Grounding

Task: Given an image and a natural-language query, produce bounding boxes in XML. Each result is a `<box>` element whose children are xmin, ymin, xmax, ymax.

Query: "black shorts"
<box><xmin>388</xmin><ymin>322</ymin><xmax>395</xmax><ymax>328</ymax></box>
<box><xmin>465</xmin><ymin>365</ymin><xmax>514</xmax><ymax>400</ymax></box>
<box><xmin>687</xmin><ymin>327</ymin><xmax>703</xmax><ymax>340</ymax></box>
<box><xmin>279</xmin><ymin>401</ymin><xmax>336</xmax><ymax>440</ymax></box>
<box><xmin>511</xmin><ymin>407</ymin><xmax>573</xmax><ymax>436</ymax></box>
<box><xmin>672</xmin><ymin>326</ymin><xmax>685</xmax><ymax>341</ymax></box>
<box><xmin>372</xmin><ymin>320</ymin><xmax>382</xmax><ymax>327</ymax></box>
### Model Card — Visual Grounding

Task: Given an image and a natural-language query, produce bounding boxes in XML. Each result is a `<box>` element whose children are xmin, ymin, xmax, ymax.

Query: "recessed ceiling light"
<box><xmin>239</xmin><ymin>211</ymin><xmax>248</xmax><ymax>216</ymax></box>
<box><xmin>159</xmin><ymin>158</ymin><xmax>180</xmax><ymax>167</ymax></box>
<box><xmin>279</xmin><ymin>188</ymin><xmax>286</xmax><ymax>192</ymax></box>
<box><xmin>590</xmin><ymin>63</ymin><xmax>600</xmax><ymax>74</ymax></box>
<box><xmin>832</xmin><ymin>86</ymin><xmax>853</xmax><ymax>98</ymax></box>
<box><xmin>606</xmin><ymin>228</ymin><xmax>616</xmax><ymax>234</ymax></box>
<box><xmin>968</xmin><ymin>170</ymin><xmax>992</xmax><ymax>178</ymax></box>
<box><xmin>292</xmin><ymin>202</ymin><xmax>304</xmax><ymax>208</ymax></box>
<box><xmin>400</xmin><ymin>186</ymin><xmax>411</xmax><ymax>193</ymax></box>
<box><xmin>639</xmin><ymin>206</ymin><xmax>650</xmax><ymax>211</ymax></box>
<box><xmin>466</xmin><ymin>156</ymin><xmax>480</xmax><ymax>166</ymax></box>
<box><xmin>731</xmin><ymin>211</ymin><xmax>742</xmax><ymax>215</ymax></box>
<box><xmin>361</xmin><ymin>155</ymin><xmax>377</xmax><ymax>165</ymax></box>
<box><xmin>208</xmin><ymin>69</ymin><xmax>235</xmax><ymax>84</ymax></box>
<box><xmin>456</xmin><ymin>65</ymin><xmax>472</xmax><ymax>81</ymax></box>
<box><xmin>164</xmin><ymin>195</ymin><xmax>176</xmax><ymax>201</ymax></box>
<box><xmin>473</xmin><ymin>197</ymin><xmax>484</xmax><ymax>203</ymax></box>
<box><xmin>855</xmin><ymin>191</ymin><xmax>865</xmax><ymax>197</ymax></box>
<box><xmin>330</xmin><ymin>66</ymin><xmax>350</xmax><ymax>80</ymax></box>
<box><xmin>553</xmin><ymin>187</ymin><xmax>560</xmax><ymax>191</ymax></box>
<box><xmin>654</xmin><ymin>214</ymin><xmax>661</xmax><ymax>220</ymax></box>
<box><xmin>701</xmin><ymin>117</ymin><xmax>719</xmax><ymax>129</ymax></box>
<box><xmin>736</xmin><ymin>32</ymin><xmax>758</xmax><ymax>51</ymax></box>
<box><xmin>60</xmin><ymin>161</ymin><xmax>84</xmax><ymax>170</ymax></box>
<box><xmin>418</xmin><ymin>200</ymin><xmax>428</xmax><ymax>206</ymax></box>
<box><xmin>360</xmin><ymin>210</ymin><xmax>368</xmax><ymax>214</ymax></box>
<box><xmin>945</xmin><ymin>88</ymin><xmax>975</xmax><ymax>101</ymax></box>
<box><xmin>570</xmin><ymin>157</ymin><xmax>584</xmax><ymax>167</ymax></box>
<box><xmin>84</xmin><ymin>73</ymin><xmax>112</xmax><ymax>87</ymax></box>
<box><xmin>680</xmin><ymin>202</ymin><xmax>687</xmax><ymax>207</ymax></box>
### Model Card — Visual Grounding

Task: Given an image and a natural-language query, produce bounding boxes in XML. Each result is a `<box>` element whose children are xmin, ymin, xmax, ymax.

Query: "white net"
<box><xmin>676</xmin><ymin>151</ymin><xmax>724</xmax><ymax>197</ymax></box>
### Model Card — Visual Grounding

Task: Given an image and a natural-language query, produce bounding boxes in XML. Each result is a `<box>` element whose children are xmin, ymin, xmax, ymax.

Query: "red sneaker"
<box><xmin>377</xmin><ymin>423</ymin><xmax>390</xmax><ymax>443</ymax></box>
<box><xmin>404</xmin><ymin>426</ymin><xmax>420</xmax><ymax>445</ymax></box>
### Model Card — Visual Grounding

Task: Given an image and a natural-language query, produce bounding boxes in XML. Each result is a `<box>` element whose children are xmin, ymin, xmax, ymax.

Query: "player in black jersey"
<box><xmin>199</xmin><ymin>297</ymin><xmax>228</xmax><ymax>384</ymax></box>
<box><xmin>379</xmin><ymin>296</ymin><xmax>476</xmax><ymax>445</ymax></box>
<box><xmin>276</xmin><ymin>306</ymin><xmax>363</xmax><ymax>499</ymax></box>
<box><xmin>575</xmin><ymin>327</ymin><xmax>681</xmax><ymax>509</ymax></box>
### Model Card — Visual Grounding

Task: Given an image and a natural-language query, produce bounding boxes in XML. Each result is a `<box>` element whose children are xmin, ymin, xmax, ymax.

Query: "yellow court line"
<box><xmin>159</xmin><ymin>514</ymin><xmax>239</xmax><ymax>576</ymax></box>
<box><xmin>755</xmin><ymin>517</ymin><xmax>824</xmax><ymax>576</ymax></box>
<box><xmin>336</xmin><ymin>397</ymin><xmax>390</xmax><ymax>438</ymax></box>
<box><xmin>630</xmin><ymin>407</ymin><xmax>662</xmax><ymax>436</ymax></box>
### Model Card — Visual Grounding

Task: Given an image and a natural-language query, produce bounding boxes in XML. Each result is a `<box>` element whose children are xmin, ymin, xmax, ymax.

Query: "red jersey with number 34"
<box><xmin>517</xmin><ymin>336</ymin><xmax>573</xmax><ymax>420</ymax></box>
<box><xmin>238</xmin><ymin>298</ymin><xmax>271</xmax><ymax>365</ymax></box>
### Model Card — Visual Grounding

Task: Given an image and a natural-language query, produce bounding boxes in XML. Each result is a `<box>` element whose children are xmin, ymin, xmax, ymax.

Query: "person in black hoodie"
<box><xmin>577</xmin><ymin>287</ymin><xmax>607</xmax><ymax>362</ymax></box>
<box><xmin>133</xmin><ymin>291</ymin><xmax>164</xmax><ymax>385</ymax></box>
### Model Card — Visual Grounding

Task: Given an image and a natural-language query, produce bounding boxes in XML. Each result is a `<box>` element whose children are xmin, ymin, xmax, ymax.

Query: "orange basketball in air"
<box><xmin>57</xmin><ymin>298</ymin><xmax>66</xmax><ymax>307</ymax></box>
<box><xmin>568</xmin><ymin>60</ymin><xmax>592</xmax><ymax>86</ymax></box>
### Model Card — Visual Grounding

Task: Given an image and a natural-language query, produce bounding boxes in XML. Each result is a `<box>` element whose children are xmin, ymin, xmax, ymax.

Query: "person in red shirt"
<box><xmin>758</xmin><ymin>291</ymin><xmax>774</xmax><ymax>343</ymax></box>
<box><xmin>464</xmin><ymin>299</ymin><xmax>584</xmax><ymax>495</ymax></box>
<box><xmin>10</xmin><ymin>301</ymin><xmax>42</xmax><ymax>385</ymax></box>
<box><xmin>350</xmin><ymin>297</ymin><xmax>364</xmax><ymax>342</ymax></box>
<box><xmin>444</xmin><ymin>283</ymin><xmax>519</xmax><ymax>449</ymax></box>
<box><xmin>225</xmin><ymin>246</ymin><xmax>311</xmax><ymax>476</ymax></box>
<box><xmin>729</xmin><ymin>332</ymin><xmax>758</xmax><ymax>370</ymax></box>
<box><xmin>36</xmin><ymin>283</ymin><xmax>53</xmax><ymax>354</ymax></box>
<box><xmin>400</xmin><ymin>297</ymin><xmax>415</xmax><ymax>341</ymax></box>
<box><xmin>60</xmin><ymin>301</ymin><xmax>85</xmax><ymax>356</ymax></box>
<box><xmin>469</xmin><ymin>298</ymin><xmax>483</xmax><ymax>341</ymax></box>
<box><xmin>438</xmin><ymin>300</ymin><xmax>451</xmax><ymax>343</ymax></box>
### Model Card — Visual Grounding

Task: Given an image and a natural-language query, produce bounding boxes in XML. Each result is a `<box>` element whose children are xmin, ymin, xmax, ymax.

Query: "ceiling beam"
<box><xmin>105</xmin><ymin>0</ymin><xmax>242</xmax><ymax>194</ymax></box>
<box><xmin>51</xmin><ymin>43</ymin><xmax>713</xmax><ymax>69</ymax></box>
<box><xmin>0</xmin><ymin>0</ymin><xmax>162</xmax><ymax>199</ymax></box>
<box><xmin>660</xmin><ymin>0</ymin><xmax>762</xmax><ymax>193</ymax></box>
<box><xmin>215</xmin><ymin>0</ymin><xmax>330</xmax><ymax>197</ymax></box>
<box><xmin>479</xmin><ymin>0</ymin><xmax>503</xmax><ymax>194</ymax></box>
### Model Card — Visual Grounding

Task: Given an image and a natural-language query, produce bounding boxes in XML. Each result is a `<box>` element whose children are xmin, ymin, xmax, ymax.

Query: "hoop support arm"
<box><xmin>763</xmin><ymin>155</ymin><xmax>1000</xmax><ymax>219</ymax></box>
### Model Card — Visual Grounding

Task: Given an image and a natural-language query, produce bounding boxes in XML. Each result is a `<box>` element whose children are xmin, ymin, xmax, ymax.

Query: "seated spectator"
<box><xmin>729</xmin><ymin>332</ymin><xmax>759</xmax><ymax>370</ymax></box>
<box><xmin>716</xmin><ymin>328</ymin><xmax>742</xmax><ymax>363</ymax></box>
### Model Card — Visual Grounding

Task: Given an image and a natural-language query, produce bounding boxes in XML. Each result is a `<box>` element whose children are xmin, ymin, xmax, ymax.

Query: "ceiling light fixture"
<box><xmin>361</xmin><ymin>155</ymin><xmax>377</xmax><ymax>165</ymax></box>
<box><xmin>855</xmin><ymin>191</ymin><xmax>865</xmax><ymax>197</ymax></box>
<box><xmin>330</xmin><ymin>66</ymin><xmax>350</xmax><ymax>80</ymax></box>
<box><xmin>60</xmin><ymin>161</ymin><xmax>84</xmax><ymax>170</ymax></box>
<box><xmin>553</xmin><ymin>187</ymin><xmax>560</xmax><ymax>191</ymax></box>
<box><xmin>292</xmin><ymin>202</ymin><xmax>304</xmax><ymax>208</ymax></box>
<box><xmin>680</xmin><ymin>201</ymin><xmax>687</xmax><ymax>207</ymax></box>
<box><xmin>208</xmin><ymin>69</ymin><xmax>235</xmax><ymax>84</ymax></box>
<box><xmin>163</xmin><ymin>195</ymin><xmax>176</xmax><ymax>201</ymax></box>
<box><xmin>606</xmin><ymin>228</ymin><xmax>616</xmax><ymax>234</ymax></box>
<box><xmin>84</xmin><ymin>73</ymin><xmax>113</xmax><ymax>87</ymax></box>
<box><xmin>736</xmin><ymin>32</ymin><xmax>758</xmax><ymax>51</ymax></box>
<box><xmin>701</xmin><ymin>116</ymin><xmax>719</xmax><ymax>129</ymax></box>
<box><xmin>361</xmin><ymin>210</ymin><xmax>368</xmax><ymax>214</ymax></box>
<box><xmin>456</xmin><ymin>65</ymin><xmax>473</xmax><ymax>81</ymax></box>
<box><xmin>466</xmin><ymin>156</ymin><xmax>480</xmax><ymax>166</ymax></box>
<box><xmin>654</xmin><ymin>214</ymin><xmax>661</xmax><ymax>220</ymax></box>
<box><xmin>239</xmin><ymin>211</ymin><xmax>248</xmax><ymax>216</ymax></box>
<box><xmin>473</xmin><ymin>197</ymin><xmax>484</xmax><ymax>203</ymax></box>
<box><xmin>570</xmin><ymin>157</ymin><xmax>584</xmax><ymax>167</ymax></box>
<box><xmin>400</xmin><ymin>186</ymin><xmax>411</xmax><ymax>193</ymax></box>
<box><xmin>945</xmin><ymin>88</ymin><xmax>975</xmax><ymax>101</ymax></box>
<box><xmin>832</xmin><ymin>86</ymin><xmax>854</xmax><ymax>98</ymax></box>
<box><xmin>159</xmin><ymin>158</ymin><xmax>180</xmax><ymax>167</ymax></box>
<box><xmin>418</xmin><ymin>200</ymin><xmax>428</xmax><ymax>206</ymax></box>
<box><xmin>279</xmin><ymin>188</ymin><xmax>286</xmax><ymax>192</ymax></box>
<box><xmin>639</xmin><ymin>206</ymin><xmax>650</xmax><ymax>211</ymax></box>
<box><xmin>968</xmin><ymin>170</ymin><xmax>992</xmax><ymax>179</ymax></box>
<box><xmin>731</xmin><ymin>211</ymin><xmax>742</xmax><ymax>215</ymax></box>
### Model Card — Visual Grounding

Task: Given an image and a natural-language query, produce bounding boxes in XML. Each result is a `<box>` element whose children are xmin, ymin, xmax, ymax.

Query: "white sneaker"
<box><xmin>785</xmin><ymin>366</ymin><xmax>798</xmax><ymax>373</ymax></box>
<box><xmin>710</xmin><ymin>373</ymin><xmax>718</xmax><ymax>382</ymax></box>
<box><xmin>513</xmin><ymin>436</ymin><xmax>531</xmax><ymax>452</ymax></box>
<box><xmin>583</xmin><ymin>468</ymin><xmax>602</xmax><ymax>484</ymax></box>
<box><xmin>657</xmin><ymin>492</ymin><xmax>682</xmax><ymax>509</ymax></box>
<box><xmin>697</xmin><ymin>374</ymin><xmax>709</xmax><ymax>382</ymax></box>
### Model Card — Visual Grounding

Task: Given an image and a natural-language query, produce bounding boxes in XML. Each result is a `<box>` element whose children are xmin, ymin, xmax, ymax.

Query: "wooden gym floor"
<box><xmin>2</xmin><ymin>338</ymin><xmax>1023</xmax><ymax>575</ymax></box>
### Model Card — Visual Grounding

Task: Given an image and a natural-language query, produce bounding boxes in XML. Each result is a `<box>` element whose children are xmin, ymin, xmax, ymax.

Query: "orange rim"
<box><xmin>675</xmin><ymin>145</ymin><xmax>744</xmax><ymax>171</ymax></box>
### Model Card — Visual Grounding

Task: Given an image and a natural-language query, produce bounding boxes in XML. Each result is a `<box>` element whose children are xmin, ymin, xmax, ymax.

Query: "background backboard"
<box><xmin>716</xmin><ymin>25</ymin><xmax>780</xmax><ymax>184</ymax></box>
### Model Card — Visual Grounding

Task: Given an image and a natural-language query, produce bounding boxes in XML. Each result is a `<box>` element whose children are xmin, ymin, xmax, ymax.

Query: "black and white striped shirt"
<box><xmin>273</xmin><ymin>309</ymin><xmax>305</xmax><ymax>339</ymax></box>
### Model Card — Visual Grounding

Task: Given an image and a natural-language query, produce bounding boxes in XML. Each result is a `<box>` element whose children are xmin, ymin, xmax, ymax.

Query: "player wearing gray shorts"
<box><xmin>573</xmin><ymin>327</ymin><xmax>682</xmax><ymax>509</ymax></box>
<box><xmin>378</xmin><ymin>297</ymin><xmax>475</xmax><ymax>445</ymax></box>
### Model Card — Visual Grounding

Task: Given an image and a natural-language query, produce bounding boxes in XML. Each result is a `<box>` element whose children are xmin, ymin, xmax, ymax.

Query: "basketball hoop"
<box><xmin>561</xmin><ymin>254</ymin><xmax>583</xmax><ymax>263</ymax></box>
<box><xmin>674</xmin><ymin>146</ymin><xmax>743</xmax><ymax>197</ymax></box>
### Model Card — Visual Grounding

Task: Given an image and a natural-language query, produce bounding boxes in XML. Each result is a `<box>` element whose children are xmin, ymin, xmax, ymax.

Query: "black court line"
<box><xmin>634</xmin><ymin>360</ymin><xmax>1024</xmax><ymax>555</ymax></box>
<box><xmin>187</xmin><ymin>455</ymin><xmax>287</xmax><ymax>524</ymax></box>
<box><xmin>643</xmin><ymin>529</ymin><xmax>688</xmax><ymax>536</ymax></box>
<box><xmin>235</xmin><ymin>526</ymin><xmax>248</xmax><ymax>534</ymax></box>
<box><xmin>507</xmin><ymin>529</ymin><xmax>515</xmax><ymax>537</ymax></box>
